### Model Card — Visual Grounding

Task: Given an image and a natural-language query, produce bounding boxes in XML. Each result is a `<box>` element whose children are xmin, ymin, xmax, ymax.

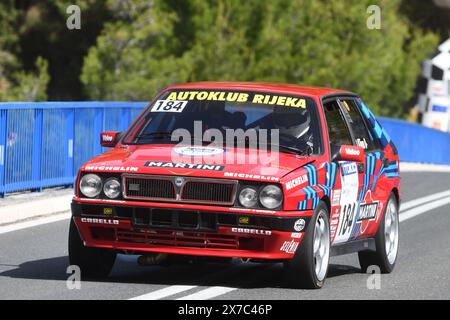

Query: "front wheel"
<box><xmin>284</xmin><ymin>202</ymin><xmax>330</xmax><ymax>289</ymax></box>
<box><xmin>358</xmin><ymin>193</ymin><xmax>399</xmax><ymax>273</ymax></box>
<box><xmin>68</xmin><ymin>219</ymin><xmax>116</xmax><ymax>279</ymax></box>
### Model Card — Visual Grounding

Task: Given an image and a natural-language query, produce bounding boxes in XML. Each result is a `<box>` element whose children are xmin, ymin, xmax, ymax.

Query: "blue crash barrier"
<box><xmin>0</xmin><ymin>102</ymin><xmax>449</xmax><ymax>196</ymax></box>
<box><xmin>379</xmin><ymin>117</ymin><xmax>450</xmax><ymax>165</ymax></box>
<box><xmin>0</xmin><ymin>102</ymin><xmax>147</xmax><ymax>197</ymax></box>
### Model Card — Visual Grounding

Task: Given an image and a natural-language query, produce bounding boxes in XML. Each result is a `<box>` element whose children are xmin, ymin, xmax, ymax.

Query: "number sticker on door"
<box><xmin>151</xmin><ymin>100</ymin><xmax>188</xmax><ymax>113</ymax></box>
<box><xmin>333</xmin><ymin>161</ymin><xmax>360</xmax><ymax>244</ymax></box>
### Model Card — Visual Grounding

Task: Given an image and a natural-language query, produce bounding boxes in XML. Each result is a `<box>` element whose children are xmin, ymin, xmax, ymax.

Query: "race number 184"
<box><xmin>151</xmin><ymin>100</ymin><xmax>188</xmax><ymax>113</ymax></box>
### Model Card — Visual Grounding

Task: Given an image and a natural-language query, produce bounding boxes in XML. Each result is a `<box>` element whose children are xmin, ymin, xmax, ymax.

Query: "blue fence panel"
<box><xmin>1</xmin><ymin>102</ymin><xmax>449</xmax><ymax>196</ymax></box>
<box><xmin>379</xmin><ymin>117</ymin><xmax>450</xmax><ymax>165</ymax></box>
<box><xmin>0</xmin><ymin>102</ymin><xmax>147</xmax><ymax>197</ymax></box>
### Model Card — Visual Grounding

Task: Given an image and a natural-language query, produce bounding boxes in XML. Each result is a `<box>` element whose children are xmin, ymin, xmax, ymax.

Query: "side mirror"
<box><xmin>331</xmin><ymin>144</ymin><xmax>365</xmax><ymax>163</ymax></box>
<box><xmin>100</xmin><ymin>131</ymin><xmax>122</xmax><ymax>147</ymax></box>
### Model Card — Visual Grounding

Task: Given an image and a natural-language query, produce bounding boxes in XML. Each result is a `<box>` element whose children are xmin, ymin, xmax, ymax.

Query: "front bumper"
<box><xmin>71</xmin><ymin>198</ymin><xmax>314</xmax><ymax>260</ymax></box>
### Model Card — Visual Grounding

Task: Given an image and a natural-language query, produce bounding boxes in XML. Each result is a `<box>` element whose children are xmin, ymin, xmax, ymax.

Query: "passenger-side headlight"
<box><xmin>259</xmin><ymin>185</ymin><xmax>283</xmax><ymax>209</ymax></box>
<box><xmin>80</xmin><ymin>174</ymin><xmax>102</xmax><ymax>198</ymax></box>
<box><xmin>239</xmin><ymin>187</ymin><xmax>258</xmax><ymax>208</ymax></box>
<box><xmin>103</xmin><ymin>178</ymin><xmax>121</xmax><ymax>199</ymax></box>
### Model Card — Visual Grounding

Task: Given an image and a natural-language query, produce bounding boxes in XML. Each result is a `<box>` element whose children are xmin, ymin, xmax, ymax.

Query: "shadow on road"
<box><xmin>0</xmin><ymin>254</ymin><xmax>362</xmax><ymax>290</ymax></box>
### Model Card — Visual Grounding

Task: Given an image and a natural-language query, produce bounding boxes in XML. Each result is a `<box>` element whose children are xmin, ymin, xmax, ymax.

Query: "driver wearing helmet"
<box><xmin>271</xmin><ymin>106</ymin><xmax>313</xmax><ymax>151</ymax></box>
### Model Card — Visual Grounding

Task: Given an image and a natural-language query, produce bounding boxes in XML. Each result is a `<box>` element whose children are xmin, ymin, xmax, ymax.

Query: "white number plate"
<box><xmin>151</xmin><ymin>100</ymin><xmax>188</xmax><ymax>113</ymax></box>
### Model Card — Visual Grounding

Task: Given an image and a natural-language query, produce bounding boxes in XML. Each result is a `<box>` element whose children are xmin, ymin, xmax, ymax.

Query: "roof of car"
<box><xmin>168</xmin><ymin>81</ymin><xmax>355</xmax><ymax>98</ymax></box>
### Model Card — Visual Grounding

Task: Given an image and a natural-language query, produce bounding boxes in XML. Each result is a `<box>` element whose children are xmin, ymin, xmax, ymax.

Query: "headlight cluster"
<box><xmin>79</xmin><ymin>174</ymin><xmax>121</xmax><ymax>199</ymax></box>
<box><xmin>238</xmin><ymin>184</ymin><xmax>283</xmax><ymax>209</ymax></box>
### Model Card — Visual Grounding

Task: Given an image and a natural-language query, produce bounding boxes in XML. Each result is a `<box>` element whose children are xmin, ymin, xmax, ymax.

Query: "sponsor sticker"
<box><xmin>231</xmin><ymin>228</ymin><xmax>272</xmax><ymax>236</ymax></box>
<box><xmin>357</xmin><ymin>203</ymin><xmax>378</xmax><ymax>221</ymax></box>
<box><xmin>80</xmin><ymin>217</ymin><xmax>119</xmax><ymax>225</ymax></box>
<box><xmin>166</xmin><ymin>91</ymin><xmax>307</xmax><ymax>109</ymax></box>
<box><xmin>341</xmin><ymin>162</ymin><xmax>358</xmax><ymax>176</ymax></box>
<box><xmin>173</xmin><ymin>146</ymin><xmax>224</xmax><ymax>157</ymax></box>
<box><xmin>224</xmin><ymin>172</ymin><xmax>279</xmax><ymax>182</ymax></box>
<box><xmin>280</xmin><ymin>240</ymin><xmax>299</xmax><ymax>254</ymax></box>
<box><xmin>332</xmin><ymin>189</ymin><xmax>342</xmax><ymax>206</ymax></box>
<box><xmin>144</xmin><ymin>161</ymin><xmax>224</xmax><ymax>171</ymax></box>
<box><xmin>291</xmin><ymin>233</ymin><xmax>303</xmax><ymax>239</ymax></box>
<box><xmin>293</xmin><ymin>219</ymin><xmax>306</xmax><ymax>232</ymax></box>
<box><xmin>102</xmin><ymin>134</ymin><xmax>114</xmax><ymax>142</ymax></box>
<box><xmin>285</xmin><ymin>174</ymin><xmax>308</xmax><ymax>191</ymax></box>
<box><xmin>103</xmin><ymin>208</ymin><xmax>113</xmax><ymax>215</ymax></box>
<box><xmin>343</xmin><ymin>147</ymin><xmax>361</xmax><ymax>156</ymax></box>
<box><xmin>84</xmin><ymin>166</ymin><xmax>138</xmax><ymax>172</ymax></box>
<box><xmin>238</xmin><ymin>216</ymin><xmax>250</xmax><ymax>224</ymax></box>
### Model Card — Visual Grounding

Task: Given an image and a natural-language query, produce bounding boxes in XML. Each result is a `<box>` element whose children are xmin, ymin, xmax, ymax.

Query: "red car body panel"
<box><xmin>71</xmin><ymin>82</ymin><xmax>400</xmax><ymax>260</ymax></box>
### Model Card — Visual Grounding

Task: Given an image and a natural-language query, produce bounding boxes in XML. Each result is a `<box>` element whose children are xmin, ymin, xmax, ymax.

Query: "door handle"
<box><xmin>357</xmin><ymin>162</ymin><xmax>365</xmax><ymax>173</ymax></box>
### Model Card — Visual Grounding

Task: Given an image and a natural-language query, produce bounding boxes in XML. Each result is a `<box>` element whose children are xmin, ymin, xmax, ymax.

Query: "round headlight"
<box><xmin>80</xmin><ymin>174</ymin><xmax>102</xmax><ymax>198</ymax></box>
<box><xmin>239</xmin><ymin>187</ymin><xmax>258</xmax><ymax>208</ymax></box>
<box><xmin>103</xmin><ymin>178</ymin><xmax>121</xmax><ymax>199</ymax></box>
<box><xmin>259</xmin><ymin>185</ymin><xmax>283</xmax><ymax>209</ymax></box>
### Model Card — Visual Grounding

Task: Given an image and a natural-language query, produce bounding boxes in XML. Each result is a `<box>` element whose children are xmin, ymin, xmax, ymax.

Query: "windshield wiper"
<box><xmin>264</xmin><ymin>143</ymin><xmax>306</xmax><ymax>156</ymax></box>
<box><xmin>135</xmin><ymin>132</ymin><xmax>172</xmax><ymax>142</ymax></box>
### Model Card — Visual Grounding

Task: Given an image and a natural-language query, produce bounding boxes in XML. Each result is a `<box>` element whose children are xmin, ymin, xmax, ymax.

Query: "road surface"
<box><xmin>1</xmin><ymin>172</ymin><xmax>449</xmax><ymax>300</ymax></box>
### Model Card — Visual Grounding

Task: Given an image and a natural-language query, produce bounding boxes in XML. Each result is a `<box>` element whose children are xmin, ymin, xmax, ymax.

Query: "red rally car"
<box><xmin>69</xmin><ymin>82</ymin><xmax>400</xmax><ymax>289</ymax></box>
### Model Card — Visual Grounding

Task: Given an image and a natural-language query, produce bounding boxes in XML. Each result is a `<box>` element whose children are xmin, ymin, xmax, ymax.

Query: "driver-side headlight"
<box><xmin>80</xmin><ymin>174</ymin><xmax>102</xmax><ymax>198</ymax></box>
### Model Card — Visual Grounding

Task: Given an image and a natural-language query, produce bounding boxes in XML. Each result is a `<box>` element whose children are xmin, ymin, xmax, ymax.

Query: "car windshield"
<box><xmin>123</xmin><ymin>90</ymin><xmax>322</xmax><ymax>155</ymax></box>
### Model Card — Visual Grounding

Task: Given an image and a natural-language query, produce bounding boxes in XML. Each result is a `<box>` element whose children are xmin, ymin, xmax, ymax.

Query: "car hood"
<box><xmin>82</xmin><ymin>144</ymin><xmax>315</xmax><ymax>182</ymax></box>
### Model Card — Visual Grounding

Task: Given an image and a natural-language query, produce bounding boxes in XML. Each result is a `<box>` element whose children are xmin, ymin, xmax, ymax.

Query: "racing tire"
<box><xmin>68</xmin><ymin>219</ymin><xmax>116</xmax><ymax>279</ymax></box>
<box><xmin>284</xmin><ymin>201</ymin><xmax>330</xmax><ymax>289</ymax></box>
<box><xmin>358</xmin><ymin>193</ymin><xmax>399</xmax><ymax>274</ymax></box>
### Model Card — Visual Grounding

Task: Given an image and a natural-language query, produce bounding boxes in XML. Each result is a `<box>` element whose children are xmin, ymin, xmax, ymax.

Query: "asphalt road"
<box><xmin>1</xmin><ymin>172</ymin><xmax>450</xmax><ymax>300</ymax></box>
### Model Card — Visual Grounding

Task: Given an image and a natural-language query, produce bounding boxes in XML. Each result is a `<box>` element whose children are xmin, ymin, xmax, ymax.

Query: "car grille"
<box><xmin>117</xmin><ymin>228</ymin><xmax>239</xmax><ymax>249</ymax></box>
<box><xmin>123</xmin><ymin>175</ymin><xmax>237</xmax><ymax>205</ymax></box>
<box><xmin>124</xmin><ymin>177</ymin><xmax>176</xmax><ymax>200</ymax></box>
<box><xmin>181</xmin><ymin>181</ymin><xmax>235</xmax><ymax>204</ymax></box>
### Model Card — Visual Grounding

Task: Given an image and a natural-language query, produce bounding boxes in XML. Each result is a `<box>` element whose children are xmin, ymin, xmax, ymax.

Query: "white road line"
<box><xmin>177</xmin><ymin>286</ymin><xmax>237</xmax><ymax>300</ymax></box>
<box><xmin>400</xmin><ymin>196</ymin><xmax>450</xmax><ymax>222</ymax></box>
<box><xmin>400</xmin><ymin>189</ymin><xmax>450</xmax><ymax>211</ymax></box>
<box><xmin>130</xmin><ymin>285</ymin><xmax>197</xmax><ymax>300</ymax></box>
<box><xmin>0</xmin><ymin>212</ymin><xmax>71</xmax><ymax>235</ymax></box>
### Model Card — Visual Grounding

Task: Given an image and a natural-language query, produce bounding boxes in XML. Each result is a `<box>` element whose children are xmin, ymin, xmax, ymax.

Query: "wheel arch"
<box><xmin>391</xmin><ymin>187</ymin><xmax>400</xmax><ymax>206</ymax></box>
<box><xmin>320</xmin><ymin>195</ymin><xmax>331</xmax><ymax>216</ymax></box>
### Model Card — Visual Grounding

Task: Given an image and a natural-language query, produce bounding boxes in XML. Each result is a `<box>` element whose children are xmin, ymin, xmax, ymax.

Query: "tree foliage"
<box><xmin>0</xmin><ymin>0</ymin><xmax>49</xmax><ymax>101</ymax></box>
<box><xmin>81</xmin><ymin>0</ymin><xmax>438</xmax><ymax>117</ymax></box>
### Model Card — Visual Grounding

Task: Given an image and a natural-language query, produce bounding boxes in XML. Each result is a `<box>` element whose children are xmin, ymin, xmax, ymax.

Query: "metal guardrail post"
<box><xmin>32</xmin><ymin>109</ymin><xmax>43</xmax><ymax>192</ymax></box>
<box><xmin>0</xmin><ymin>110</ymin><xmax>7</xmax><ymax>198</ymax></box>
<box><xmin>65</xmin><ymin>108</ymin><xmax>75</xmax><ymax>188</ymax></box>
<box><xmin>94</xmin><ymin>107</ymin><xmax>104</xmax><ymax>156</ymax></box>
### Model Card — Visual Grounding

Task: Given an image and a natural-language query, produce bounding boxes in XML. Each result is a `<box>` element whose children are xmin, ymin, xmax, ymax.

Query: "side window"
<box><xmin>339</xmin><ymin>99</ymin><xmax>376</xmax><ymax>151</ymax></box>
<box><xmin>323</xmin><ymin>100</ymin><xmax>352</xmax><ymax>146</ymax></box>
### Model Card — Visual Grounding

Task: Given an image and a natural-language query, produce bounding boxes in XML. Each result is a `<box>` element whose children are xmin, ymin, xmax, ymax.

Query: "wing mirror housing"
<box><xmin>100</xmin><ymin>131</ymin><xmax>122</xmax><ymax>147</ymax></box>
<box><xmin>331</xmin><ymin>145</ymin><xmax>365</xmax><ymax>163</ymax></box>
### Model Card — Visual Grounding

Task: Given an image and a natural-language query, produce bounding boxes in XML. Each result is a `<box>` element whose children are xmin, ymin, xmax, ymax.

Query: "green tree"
<box><xmin>81</xmin><ymin>0</ymin><xmax>438</xmax><ymax>117</ymax></box>
<box><xmin>0</xmin><ymin>0</ymin><xmax>49</xmax><ymax>101</ymax></box>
